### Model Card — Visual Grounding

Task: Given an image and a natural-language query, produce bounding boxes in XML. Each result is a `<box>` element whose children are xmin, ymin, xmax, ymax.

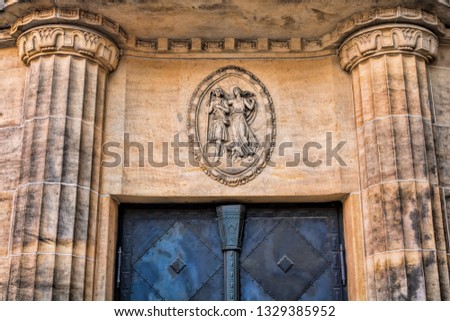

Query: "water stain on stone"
<box><xmin>406</xmin><ymin>264</ymin><xmax>424</xmax><ymax>299</ymax></box>
<box><xmin>388</xmin><ymin>266</ymin><xmax>407</xmax><ymax>300</ymax></box>
<box><xmin>409</xmin><ymin>209</ymin><xmax>421</xmax><ymax>244</ymax></box>
<box><xmin>198</xmin><ymin>3</ymin><xmax>233</xmax><ymax>11</ymax></box>
<box><xmin>311</xmin><ymin>8</ymin><xmax>327</xmax><ymax>21</ymax></box>
<box><xmin>102</xmin><ymin>0</ymin><xmax>159</xmax><ymax>4</ymax></box>
<box><xmin>282</xmin><ymin>15</ymin><xmax>296</xmax><ymax>27</ymax></box>
<box><xmin>278</xmin><ymin>0</ymin><xmax>305</xmax><ymax>4</ymax></box>
<box><xmin>258</xmin><ymin>15</ymin><xmax>277</xmax><ymax>26</ymax></box>
<box><xmin>38</xmin><ymin>235</ymin><xmax>53</xmax><ymax>244</ymax></box>
<box><xmin>423</xmin><ymin>252</ymin><xmax>436</xmax><ymax>268</ymax></box>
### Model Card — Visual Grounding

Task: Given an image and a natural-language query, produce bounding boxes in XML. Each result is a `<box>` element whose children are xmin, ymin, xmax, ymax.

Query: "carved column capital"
<box><xmin>16</xmin><ymin>24</ymin><xmax>119</xmax><ymax>72</ymax></box>
<box><xmin>339</xmin><ymin>23</ymin><xmax>439</xmax><ymax>72</ymax></box>
<box><xmin>217</xmin><ymin>205</ymin><xmax>246</xmax><ymax>250</ymax></box>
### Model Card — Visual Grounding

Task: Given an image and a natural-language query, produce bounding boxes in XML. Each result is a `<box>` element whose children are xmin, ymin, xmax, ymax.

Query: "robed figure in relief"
<box><xmin>207</xmin><ymin>88</ymin><xmax>230</xmax><ymax>162</ymax></box>
<box><xmin>207</xmin><ymin>86</ymin><xmax>259</xmax><ymax>163</ymax></box>
<box><xmin>228</xmin><ymin>87</ymin><xmax>259</xmax><ymax>162</ymax></box>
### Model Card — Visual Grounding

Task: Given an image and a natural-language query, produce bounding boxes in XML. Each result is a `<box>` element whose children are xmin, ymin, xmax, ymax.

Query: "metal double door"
<box><xmin>117</xmin><ymin>203</ymin><xmax>347</xmax><ymax>301</ymax></box>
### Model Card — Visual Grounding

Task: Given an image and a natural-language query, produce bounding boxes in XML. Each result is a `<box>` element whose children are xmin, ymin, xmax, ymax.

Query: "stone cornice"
<box><xmin>133</xmin><ymin>6</ymin><xmax>445</xmax><ymax>55</ymax></box>
<box><xmin>3</xmin><ymin>6</ymin><xmax>447</xmax><ymax>58</ymax></box>
<box><xmin>17</xmin><ymin>25</ymin><xmax>119</xmax><ymax>72</ymax></box>
<box><xmin>332</xmin><ymin>6</ymin><xmax>445</xmax><ymax>40</ymax></box>
<box><xmin>338</xmin><ymin>24</ymin><xmax>439</xmax><ymax>72</ymax></box>
<box><xmin>4</xmin><ymin>7</ymin><xmax>446</xmax><ymax>55</ymax></box>
<box><xmin>10</xmin><ymin>7</ymin><xmax>127</xmax><ymax>47</ymax></box>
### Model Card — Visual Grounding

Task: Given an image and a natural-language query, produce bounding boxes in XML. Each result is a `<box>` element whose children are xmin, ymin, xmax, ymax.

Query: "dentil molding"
<box><xmin>339</xmin><ymin>24</ymin><xmax>439</xmax><ymax>72</ymax></box>
<box><xmin>17</xmin><ymin>25</ymin><xmax>120</xmax><ymax>72</ymax></box>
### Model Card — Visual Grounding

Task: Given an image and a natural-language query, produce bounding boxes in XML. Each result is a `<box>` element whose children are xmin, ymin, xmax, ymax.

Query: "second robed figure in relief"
<box><xmin>207</xmin><ymin>86</ymin><xmax>259</xmax><ymax>162</ymax></box>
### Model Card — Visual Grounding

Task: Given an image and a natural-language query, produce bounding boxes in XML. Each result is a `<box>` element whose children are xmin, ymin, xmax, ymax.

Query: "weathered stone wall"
<box><xmin>0</xmin><ymin>46</ymin><xmax>24</xmax><ymax>300</ymax></box>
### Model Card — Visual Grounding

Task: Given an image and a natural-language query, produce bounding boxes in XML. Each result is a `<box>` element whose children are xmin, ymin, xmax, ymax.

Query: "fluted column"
<box><xmin>340</xmin><ymin>24</ymin><xmax>449</xmax><ymax>300</ymax></box>
<box><xmin>8</xmin><ymin>24</ymin><xmax>119</xmax><ymax>300</ymax></box>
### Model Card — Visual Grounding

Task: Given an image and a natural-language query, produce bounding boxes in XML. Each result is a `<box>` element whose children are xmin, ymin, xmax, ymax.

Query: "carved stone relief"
<box><xmin>188</xmin><ymin>66</ymin><xmax>276</xmax><ymax>186</ymax></box>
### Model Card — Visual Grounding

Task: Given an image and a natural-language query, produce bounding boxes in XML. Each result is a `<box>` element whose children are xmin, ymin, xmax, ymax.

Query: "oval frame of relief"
<box><xmin>187</xmin><ymin>65</ymin><xmax>276</xmax><ymax>187</ymax></box>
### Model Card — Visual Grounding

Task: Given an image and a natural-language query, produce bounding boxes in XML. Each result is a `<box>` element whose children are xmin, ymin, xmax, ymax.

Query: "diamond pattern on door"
<box><xmin>241</xmin><ymin>219</ymin><xmax>329</xmax><ymax>300</ymax></box>
<box><xmin>134</xmin><ymin>221</ymin><xmax>222</xmax><ymax>300</ymax></box>
<box><xmin>119</xmin><ymin>207</ymin><xmax>224</xmax><ymax>301</ymax></box>
<box><xmin>240</xmin><ymin>206</ymin><xmax>343</xmax><ymax>301</ymax></box>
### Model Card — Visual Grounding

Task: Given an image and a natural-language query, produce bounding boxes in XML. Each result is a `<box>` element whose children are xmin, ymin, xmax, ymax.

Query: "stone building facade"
<box><xmin>0</xmin><ymin>0</ymin><xmax>449</xmax><ymax>301</ymax></box>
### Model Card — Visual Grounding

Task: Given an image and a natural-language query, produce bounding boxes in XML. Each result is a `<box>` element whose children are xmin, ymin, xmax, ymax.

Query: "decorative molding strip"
<box><xmin>133</xmin><ymin>7</ymin><xmax>445</xmax><ymax>55</ymax></box>
<box><xmin>332</xmin><ymin>6</ymin><xmax>445</xmax><ymax>40</ymax></box>
<box><xmin>135</xmin><ymin>37</ymin><xmax>300</xmax><ymax>54</ymax></box>
<box><xmin>123</xmin><ymin>48</ymin><xmax>336</xmax><ymax>60</ymax></box>
<box><xmin>202</xmin><ymin>40</ymin><xmax>224</xmax><ymax>51</ymax></box>
<box><xmin>10</xmin><ymin>7</ymin><xmax>127</xmax><ymax>46</ymax></box>
<box><xmin>339</xmin><ymin>23</ymin><xmax>439</xmax><ymax>72</ymax></box>
<box><xmin>0</xmin><ymin>29</ymin><xmax>15</xmax><ymax>48</ymax></box>
<box><xmin>236</xmin><ymin>39</ymin><xmax>257</xmax><ymax>50</ymax></box>
<box><xmin>269</xmin><ymin>39</ymin><xmax>290</xmax><ymax>51</ymax></box>
<box><xmin>17</xmin><ymin>25</ymin><xmax>120</xmax><ymax>72</ymax></box>
<box><xmin>302</xmin><ymin>38</ymin><xmax>322</xmax><ymax>51</ymax></box>
<box><xmin>135</xmin><ymin>39</ymin><xmax>156</xmax><ymax>50</ymax></box>
<box><xmin>135</xmin><ymin>37</ymin><xmax>301</xmax><ymax>53</ymax></box>
<box><xmin>169</xmin><ymin>39</ymin><xmax>191</xmax><ymax>52</ymax></box>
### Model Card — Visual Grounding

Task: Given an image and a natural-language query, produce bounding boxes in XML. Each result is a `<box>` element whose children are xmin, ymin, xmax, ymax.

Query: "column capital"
<box><xmin>17</xmin><ymin>24</ymin><xmax>120</xmax><ymax>72</ymax></box>
<box><xmin>339</xmin><ymin>23</ymin><xmax>439</xmax><ymax>72</ymax></box>
<box><xmin>216</xmin><ymin>205</ymin><xmax>246</xmax><ymax>250</ymax></box>
<box><xmin>11</xmin><ymin>8</ymin><xmax>126</xmax><ymax>72</ymax></box>
<box><xmin>10</xmin><ymin>7</ymin><xmax>127</xmax><ymax>44</ymax></box>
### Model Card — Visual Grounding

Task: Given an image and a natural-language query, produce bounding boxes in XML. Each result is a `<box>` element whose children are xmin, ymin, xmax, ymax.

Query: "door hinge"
<box><xmin>116</xmin><ymin>246</ymin><xmax>122</xmax><ymax>289</ymax></box>
<box><xmin>339</xmin><ymin>243</ymin><xmax>347</xmax><ymax>286</ymax></box>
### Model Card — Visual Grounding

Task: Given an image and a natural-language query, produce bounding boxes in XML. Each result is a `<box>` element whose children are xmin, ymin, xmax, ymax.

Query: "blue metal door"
<box><xmin>240</xmin><ymin>204</ymin><xmax>346</xmax><ymax>301</ymax></box>
<box><xmin>117</xmin><ymin>204</ymin><xmax>346</xmax><ymax>301</ymax></box>
<box><xmin>118</xmin><ymin>205</ymin><xmax>224</xmax><ymax>301</ymax></box>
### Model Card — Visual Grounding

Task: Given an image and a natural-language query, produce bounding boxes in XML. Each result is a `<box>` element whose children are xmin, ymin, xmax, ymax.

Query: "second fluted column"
<box><xmin>340</xmin><ymin>24</ymin><xmax>450</xmax><ymax>300</ymax></box>
<box><xmin>8</xmin><ymin>25</ymin><xmax>119</xmax><ymax>300</ymax></box>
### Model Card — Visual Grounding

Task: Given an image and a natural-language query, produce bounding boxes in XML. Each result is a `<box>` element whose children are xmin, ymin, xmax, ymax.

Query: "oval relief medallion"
<box><xmin>188</xmin><ymin>66</ymin><xmax>276</xmax><ymax>186</ymax></box>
